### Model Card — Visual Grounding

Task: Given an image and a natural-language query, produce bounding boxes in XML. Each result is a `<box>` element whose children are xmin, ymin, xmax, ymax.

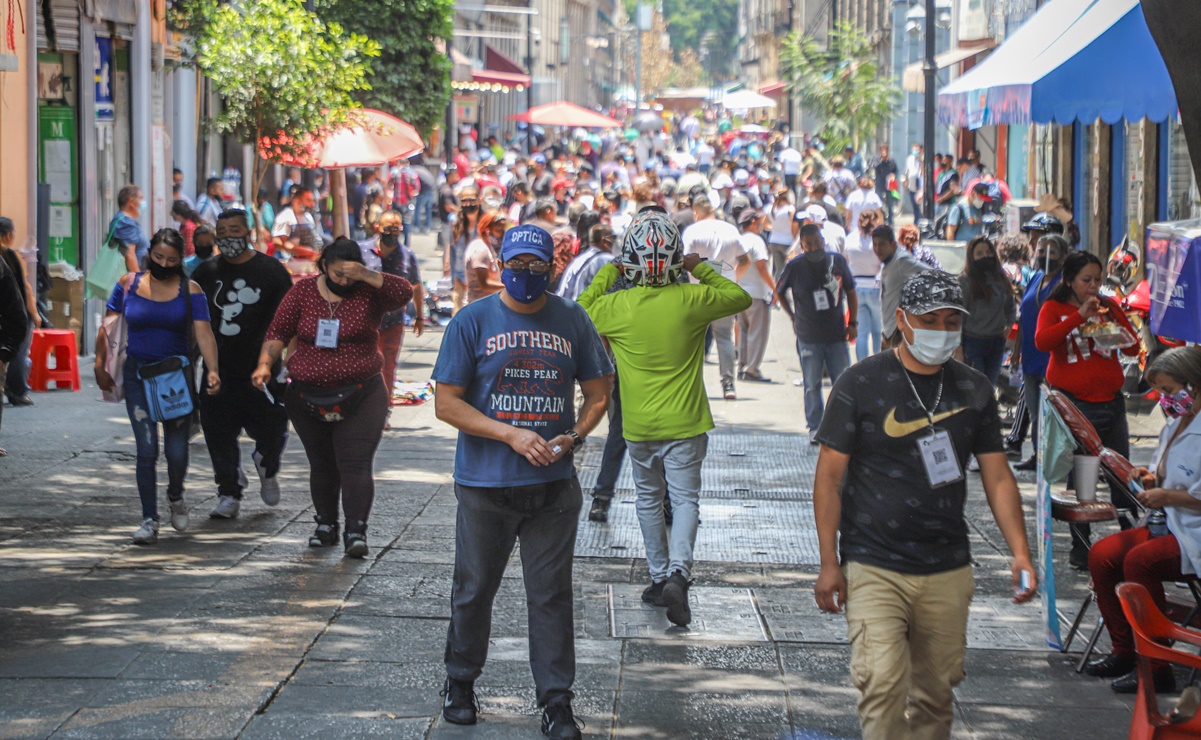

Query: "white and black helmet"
<box><xmin>620</xmin><ymin>209</ymin><xmax>683</xmax><ymax>287</ymax></box>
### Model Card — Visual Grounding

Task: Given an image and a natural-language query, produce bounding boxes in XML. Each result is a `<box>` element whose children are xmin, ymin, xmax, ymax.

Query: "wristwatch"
<box><xmin>565</xmin><ymin>429</ymin><xmax>585</xmax><ymax>451</ymax></box>
<box><xmin>848</xmin><ymin>321</ymin><xmax>859</xmax><ymax>327</ymax></box>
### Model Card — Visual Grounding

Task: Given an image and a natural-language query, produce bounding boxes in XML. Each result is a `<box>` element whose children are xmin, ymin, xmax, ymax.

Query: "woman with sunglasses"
<box><xmin>360</xmin><ymin>211</ymin><xmax>424</xmax><ymax>423</ymax></box>
<box><xmin>464</xmin><ymin>211</ymin><xmax>509</xmax><ymax>305</ymax></box>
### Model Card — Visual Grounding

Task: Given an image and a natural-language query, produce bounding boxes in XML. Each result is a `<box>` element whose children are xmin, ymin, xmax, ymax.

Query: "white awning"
<box><xmin>901</xmin><ymin>46</ymin><xmax>992</xmax><ymax>93</ymax></box>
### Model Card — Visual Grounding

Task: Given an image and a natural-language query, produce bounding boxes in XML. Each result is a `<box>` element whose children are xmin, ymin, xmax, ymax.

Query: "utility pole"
<box><xmin>526</xmin><ymin>6</ymin><xmax>534</xmax><ymax>154</ymax></box>
<box><xmin>922</xmin><ymin>0</ymin><xmax>935</xmax><ymax>222</ymax></box>
<box><xmin>635</xmin><ymin>3</ymin><xmax>643</xmax><ymax>113</ymax></box>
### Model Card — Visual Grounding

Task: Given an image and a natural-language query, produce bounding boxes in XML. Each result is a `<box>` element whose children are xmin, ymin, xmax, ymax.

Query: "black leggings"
<box><xmin>285</xmin><ymin>374</ymin><xmax>389</xmax><ymax>526</ymax></box>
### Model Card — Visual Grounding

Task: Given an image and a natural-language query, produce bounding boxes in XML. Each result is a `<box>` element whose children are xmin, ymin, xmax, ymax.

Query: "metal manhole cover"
<box><xmin>608</xmin><ymin>584</ymin><xmax>768</xmax><ymax>640</ymax></box>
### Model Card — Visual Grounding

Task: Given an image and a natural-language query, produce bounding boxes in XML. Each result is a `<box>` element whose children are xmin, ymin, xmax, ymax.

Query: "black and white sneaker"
<box><xmin>541</xmin><ymin>699</ymin><xmax>583</xmax><ymax>740</ymax></box>
<box><xmin>441</xmin><ymin>677</ymin><xmax>479</xmax><ymax>725</ymax></box>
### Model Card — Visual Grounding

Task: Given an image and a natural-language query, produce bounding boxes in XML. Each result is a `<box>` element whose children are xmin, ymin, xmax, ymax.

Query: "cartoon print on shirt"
<box><xmin>214</xmin><ymin>278</ymin><xmax>262</xmax><ymax>336</ymax></box>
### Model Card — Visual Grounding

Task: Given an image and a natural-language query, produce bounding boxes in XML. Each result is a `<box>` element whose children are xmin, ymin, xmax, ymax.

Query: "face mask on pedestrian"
<box><xmin>804</xmin><ymin>250</ymin><xmax>826</xmax><ymax>263</ymax></box>
<box><xmin>902</xmin><ymin>314</ymin><xmax>961</xmax><ymax>366</ymax></box>
<box><xmin>324</xmin><ymin>273</ymin><xmax>355</xmax><ymax>298</ymax></box>
<box><xmin>502</xmin><ymin>265</ymin><xmax>551</xmax><ymax>303</ymax></box>
<box><xmin>217</xmin><ymin>236</ymin><xmax>248</xmax><ymax>259</ymax></box>
<box><xmin>147</xmin><ymin>258</ymin><xmax>180</xmax><ymax>281</ymax></box>
<box><xmin>971</xmin><ymin>196</ymin><xmax>985</xmax><ymax>209</ymax></box>
<box><xmin>975</xmin><ymin>255</ymin><xmax>998</xmax><ymax>270</ymax></box>
<box><xmin>194</xmin><ymin>240</ymin><xmax>214</xmax><ymax>260</ymax></box>
<box><xmin>1159</xmin><ymin>387</ymin><xmax>1195</xmax><ymax>419</ymax></box>
<box><xmin>380</xmin><ymin>231</ymin><xmax>400</xmax><ymax>249</ymax></box>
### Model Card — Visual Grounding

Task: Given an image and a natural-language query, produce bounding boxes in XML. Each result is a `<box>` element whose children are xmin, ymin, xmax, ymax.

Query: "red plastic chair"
<box><xmin>28</xmin><ymin>329</ymin><xmax>81</xmax><ymax>392</ymax></box>
<box><xmin>1117</xmin><ymin>582</ymin><xmax>1201</xmax><ymax>739</ymax></box>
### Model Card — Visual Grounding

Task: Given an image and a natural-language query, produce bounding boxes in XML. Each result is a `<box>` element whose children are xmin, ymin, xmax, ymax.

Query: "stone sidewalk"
<box><xmin>0</xmin><ymin>232</ymin><xmax>1163</xmax><ymax>739</ymax></box>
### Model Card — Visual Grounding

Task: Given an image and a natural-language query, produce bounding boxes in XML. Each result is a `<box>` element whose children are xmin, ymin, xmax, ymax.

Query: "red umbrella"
<box><xmin>509</xmin><ymin>102</ymin><xmax>622</xmax><ymax>129</ymax></box>
<box><xmin>260</xmin><ymin>109</ymin><xmax>424</xmax><ymax>169</ymax></box>
<box><xmin>259</xmin><ymin>109</ymin><xmax>424</xmax><ymax>240</ymax></box>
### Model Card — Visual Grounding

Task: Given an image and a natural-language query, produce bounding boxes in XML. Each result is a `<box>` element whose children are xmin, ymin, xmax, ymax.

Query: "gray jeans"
<box><xmin>710</xmin><ymin>315</ymin><xmax>736</xmax><ymax>384</ymax></box>
<box><xmin>445</xmin><ymin>477</ymin><xmax>582</xmax><ymax>706</ymax></box>
<box><xmin>737</xmin><ymin>299</ymin><xmax>771</xmax><ymax>376</ymax></box>
<box><xmin>626</xmin><ymin>434</ymin><xmax>709</xmax><ymax>581</ymax></box>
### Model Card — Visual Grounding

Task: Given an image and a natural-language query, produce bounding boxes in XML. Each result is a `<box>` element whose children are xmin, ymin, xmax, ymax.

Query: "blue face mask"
<box><xmin>502</xmin><ymin>267</ymin><xmax>551</xmax><ymax>304</ymax></box>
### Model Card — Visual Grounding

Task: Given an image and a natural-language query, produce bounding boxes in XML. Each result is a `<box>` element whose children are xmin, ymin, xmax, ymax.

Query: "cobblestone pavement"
<box><xmin>0</xmin><ymin>233</ymin><xmax>1161</xmax><ymax>739</ymax></box>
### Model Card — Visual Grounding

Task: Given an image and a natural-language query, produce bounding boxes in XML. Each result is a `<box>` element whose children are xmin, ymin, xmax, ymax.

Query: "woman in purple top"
<box><xmin>94</xmin><ymin>229</ymin><xmax>221</xmax><ymax>545</ymax></box>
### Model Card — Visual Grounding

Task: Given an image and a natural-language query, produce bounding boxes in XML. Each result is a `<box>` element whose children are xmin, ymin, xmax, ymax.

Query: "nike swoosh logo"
<box><xmin>883</xmin><ymin>407</ymin><xmax>968</xmax><ymax>438</ymax></box>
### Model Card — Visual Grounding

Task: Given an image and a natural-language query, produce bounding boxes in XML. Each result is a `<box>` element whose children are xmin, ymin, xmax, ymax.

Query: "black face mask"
<box><xmin>975</xmin><ymin>256</ymin><xmax>998</xmax><ymax>270</ymax></box>
<box><xmin>380</xmin><ymin>233</ymin><xmax>399</xmax><ymax>249</ymax></box>
<box><xmin>461</xmin><ymin>204</ymin><xmax>479</xmax><ymax>215</ymax></box>
<box><xmin>147</xmin><ymin>260</ymin><xmax>180</xmax><ymax>281</ymax></box>
<box><xmin>325</xmin><ymin>275</ymin><xmax>355</xmax><ymax>297</ymax></box>
<box><xmin>194</xmin><ymin>241</ymin><xmax>215</xmax><ymax>260</ymax></box>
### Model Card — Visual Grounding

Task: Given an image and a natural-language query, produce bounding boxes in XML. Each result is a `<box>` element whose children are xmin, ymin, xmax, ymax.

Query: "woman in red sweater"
<box><xmin>1035</xmin><ymin>251</ymin><xmax>1141</xmax><ymax>568</ymax></box>
<box><xmin>254</xmin><ymin>239</ymin><xmax>412</xmax><ymax>558</ymax></box>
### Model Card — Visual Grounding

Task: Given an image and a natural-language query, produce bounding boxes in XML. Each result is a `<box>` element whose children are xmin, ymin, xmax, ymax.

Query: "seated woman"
<box><xmin>1083</xmin><ymin>346</ymin><xmax>1201</xmax><ymax>694</ymax></box>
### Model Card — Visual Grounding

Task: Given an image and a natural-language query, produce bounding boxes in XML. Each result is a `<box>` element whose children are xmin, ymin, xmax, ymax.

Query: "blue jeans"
<box><xmin>4</xmin><ymin>319</ymin><xmax>32</xmax><ymax>400</ymax></box>
<box><xmin>854</xmin><ymin>287</ymin><xmax>882</xmax><ymax>363</ymax></box>
<box><xmin>626</xmin><ymin>433</ymin><xmax>708</xmax><ymax>581</ymax></box>
<box><xmin>592</xmin><ymin>373</ymin><xmax>626</xmax><ymax>499</ymax></box>
<box><xmin>123</xmin><ymin>357</ymin><xmax>191</xmax><ymax>519</ymax></box>
<box><xmin>962</xmin><ymin>335</ymin><xmax>1006</xmax><ymax>385</ymax></box>
<box><xmin>797</xmin><ymin>338</ymin><xmax>851</xmax><ymax>432</ymax></box>
<box><xmin>414</xmin><ymin>190</ymin><xmax>435</xmax><ymax>233</ymax></box>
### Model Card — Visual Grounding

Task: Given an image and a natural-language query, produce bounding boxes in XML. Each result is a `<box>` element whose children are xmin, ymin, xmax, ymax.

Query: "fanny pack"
<box><xmin>291</xmin><ymin>380</ymin><xmax>366</xmax><ymax>422</ymax></box>
<box><xmin>138</xmin><ymin>356</ymin><xmax>195</xmax><ymax>422</ymax></box>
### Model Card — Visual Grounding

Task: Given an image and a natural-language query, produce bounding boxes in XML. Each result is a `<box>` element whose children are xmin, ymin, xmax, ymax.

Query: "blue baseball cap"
<box><xmin>500</xmin><ymin>224</ymin><xmax>554</xmax><ymax>262</ymax></box>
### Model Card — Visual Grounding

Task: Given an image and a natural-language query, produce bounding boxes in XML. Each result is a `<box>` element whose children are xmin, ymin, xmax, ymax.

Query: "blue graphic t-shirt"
<box><xmin>432</xmin><ymin>293</ymin><xmax>612</xmax><ymax>487</ymax></box>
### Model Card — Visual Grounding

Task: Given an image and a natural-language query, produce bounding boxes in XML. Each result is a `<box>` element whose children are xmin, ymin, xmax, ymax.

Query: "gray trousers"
<box><xmin>768</xmin><ymin>242</ymin><xmax>791</xmax><ymax>281</ymax></box>
<box><xmin>626</xmin><ymin>434</ymin><xmax>709</xmax><ymax>581</ymax></box>
<box><xmin>737</xmin><ymin>299</ymin><xmax>771</xmax><ymax>376</ymax></box>
<box><xmin>711</xmin><ymin>315</ymin><xmax>736</xmax><ymax>384</ymax></box>
<box><xmin>445</xmin><ymin>477</ymin><xmax>582</xmax><ymax>706</ymax></box>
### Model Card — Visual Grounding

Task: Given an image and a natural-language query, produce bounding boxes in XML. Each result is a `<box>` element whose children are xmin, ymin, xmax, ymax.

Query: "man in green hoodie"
<box><xmin>578</xmin><ymin>208</ymin><xmax>751</xmax><ymax>627</ymax></box>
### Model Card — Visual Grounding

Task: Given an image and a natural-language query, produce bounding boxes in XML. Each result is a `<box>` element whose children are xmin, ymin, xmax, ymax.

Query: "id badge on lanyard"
<box><xmin>316</xmin><ymin>318</ymin><xmax>340</xmax><ymax>349</ymax></box>
<box><xmin>917</xmin><ymin>429</ymin><xmax>963</xmax><ymax>488</ymax></box>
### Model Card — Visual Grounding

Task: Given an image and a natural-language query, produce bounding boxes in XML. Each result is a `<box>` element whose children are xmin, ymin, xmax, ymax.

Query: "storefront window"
<box><xmin>1166</xmin><ymin>120</ymin><xmax>1198</xmax><ymax>221</ymax></box>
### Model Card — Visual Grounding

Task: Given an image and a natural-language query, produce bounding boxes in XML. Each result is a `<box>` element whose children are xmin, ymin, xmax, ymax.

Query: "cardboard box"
<box><xmin>46</xmin><ymin>279</ymin><xmax>85</xmax><ymax>353</ymax></box>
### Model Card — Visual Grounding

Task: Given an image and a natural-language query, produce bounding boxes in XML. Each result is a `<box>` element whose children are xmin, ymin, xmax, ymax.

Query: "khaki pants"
<box><xmin>844</xmin><ymin>561</ymin><xmax>974</xmax><ymax>740</ymax></box>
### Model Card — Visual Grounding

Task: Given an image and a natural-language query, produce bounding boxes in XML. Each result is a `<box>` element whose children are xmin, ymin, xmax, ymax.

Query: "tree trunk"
<box><xmin>1142</xmin><ymin>0</ymin><xmax>1201</xmax><ymax>189</ymax></box>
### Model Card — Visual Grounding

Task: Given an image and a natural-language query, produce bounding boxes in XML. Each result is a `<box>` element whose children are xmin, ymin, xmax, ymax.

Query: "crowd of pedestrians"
<box><xmin>1</xmin><ymin>123</ymin><xmax>1198</xmax><ymax>740</ymax></box>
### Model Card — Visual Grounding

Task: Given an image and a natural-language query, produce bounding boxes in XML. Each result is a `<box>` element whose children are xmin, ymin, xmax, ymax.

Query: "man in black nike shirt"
<box><xmin>811</xmin><ymin>270</ymin><xmax>1037</xmax><ymax>740</ymax></box>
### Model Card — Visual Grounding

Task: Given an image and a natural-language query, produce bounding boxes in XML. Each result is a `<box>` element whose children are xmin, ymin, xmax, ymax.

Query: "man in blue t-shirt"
<box><xmin>431</xmin><ymin>223</ymin><xmax>611</xmax><ymax>739</ymax></box>
<box><xmin>109</xmin><ymin>184</ymin><xmax>150</xmax><ymax>272</ymax></box>
<box><xmin>775</xmin><ymin>223</ymin><xmax>858</xmax><ymax>438</ymax></box>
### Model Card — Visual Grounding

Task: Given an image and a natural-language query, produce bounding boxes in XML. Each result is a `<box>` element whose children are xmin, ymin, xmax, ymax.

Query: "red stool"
<box><xmin>29</xmin><ymin>329</ymin><xmax>81</xmax><ymax>391</ymax></box>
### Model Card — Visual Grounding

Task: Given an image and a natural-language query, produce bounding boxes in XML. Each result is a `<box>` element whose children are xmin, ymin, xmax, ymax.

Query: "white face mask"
<box><xmin>903</xmin><ymin>315</ymin><xmax>961</xmax><ymax>366</ymax></box>
<box><xmin>970</xmin><ymin>196</ymin><xmax>984</xmax><ymax>209</ymax></box>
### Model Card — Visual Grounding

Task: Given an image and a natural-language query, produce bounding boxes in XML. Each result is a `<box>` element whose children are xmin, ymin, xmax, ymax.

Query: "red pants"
<box><xmin>378</xmin><ymin>325</ymin><xmax>404</xmax><ymax>403</ymax></box>
<box><xmin>1089</xmin><ymin>528</ymin><xmax>1186</xmax><ymax>658</ymax></box>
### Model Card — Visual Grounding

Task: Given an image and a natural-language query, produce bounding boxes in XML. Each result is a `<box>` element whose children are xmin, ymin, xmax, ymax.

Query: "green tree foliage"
<box><xmin>661</xmin><ymin>0</ymin><xmax>737</xmax><ymax>80</ymax></box>
<box><xmin>172</xmin><ymin>0</ymin><xmax>379</xmax><ymax>196</ymax></box>
<box><xmin>780</xmin><ymin>22</ymin><xmax>901</xmax><ymax>152</ymax></box>
<box><xmin>318</xmin><ymin>0</ymin><xmax>453</xmax><ymax>140</ymax></box>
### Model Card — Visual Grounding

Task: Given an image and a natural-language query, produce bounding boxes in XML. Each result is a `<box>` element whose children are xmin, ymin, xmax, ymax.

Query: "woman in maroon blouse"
<box><xmin>254</xmin><ymin>238</ymin><xmax>412</xmax><ymax>557</ymax></box>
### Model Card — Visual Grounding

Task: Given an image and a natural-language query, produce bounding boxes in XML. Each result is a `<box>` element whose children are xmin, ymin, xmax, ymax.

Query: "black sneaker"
<box><xmin>662</xmin><ymin>571</ymin><xmax>692</xmax><ymax>627</ymax></box>
<box><xmin>642</xmin><ymin>580</ymin><xmax>667</xmax><ymax>606</ymax></box>
<box><xmin>541</xmin><ymin>699</ymin><xmax>583</xmax><ymax>740</ymax></box>
<box><xmin>1111</xmin><ymin>667</ymin><xmax>1176</xmax><ymax>695</ymax></box>
<box><xmin>1014</xmin><ymin>456</ymin><xmax>1037</xmax><ymax>472</ymax></box>
<box><xmin>309</xmin><ymin>517</ymin><xmax>339</xmax><ymax>548</ymax></box>
<box><xmin>441</xmin><ymin>677</ymin><xmax>479</xmax><ymax>725</ymax></box>
<box><xmin>588</xmin><ymin>497</ymin><xmax>611</xmax><ymax>523</ymax></box>
<box><xmin>344</xmin><ymin>520</ymin><xmax>369</xmax><ymax>559</ymax></box>
<box><xmin>1005</xmin><ymin>441</ymin><xmax>1024</xmax><ymax>459</ymax></box>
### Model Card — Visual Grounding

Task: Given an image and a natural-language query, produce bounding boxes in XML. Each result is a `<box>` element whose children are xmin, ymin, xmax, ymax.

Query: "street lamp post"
<box><xmin>527</xmin><ymin>6</ymin><xmax>534</xmax><ymax>154</ymax></box>
<box><xmin>922</xmin><ymin>0</ymin><xmax>936</xmax><ymax>222</ymax></box>
<box><xmin>635</xmin><ymin>3</ymin><xmax>644</xmax><ymax>113</ymax></box>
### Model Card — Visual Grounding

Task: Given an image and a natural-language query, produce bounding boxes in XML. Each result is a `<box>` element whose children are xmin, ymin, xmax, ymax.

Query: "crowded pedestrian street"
<box><xmin>0</xmin><ymin>231</ymin><xmax>1161</xmax><ymax>739</ymax></box>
